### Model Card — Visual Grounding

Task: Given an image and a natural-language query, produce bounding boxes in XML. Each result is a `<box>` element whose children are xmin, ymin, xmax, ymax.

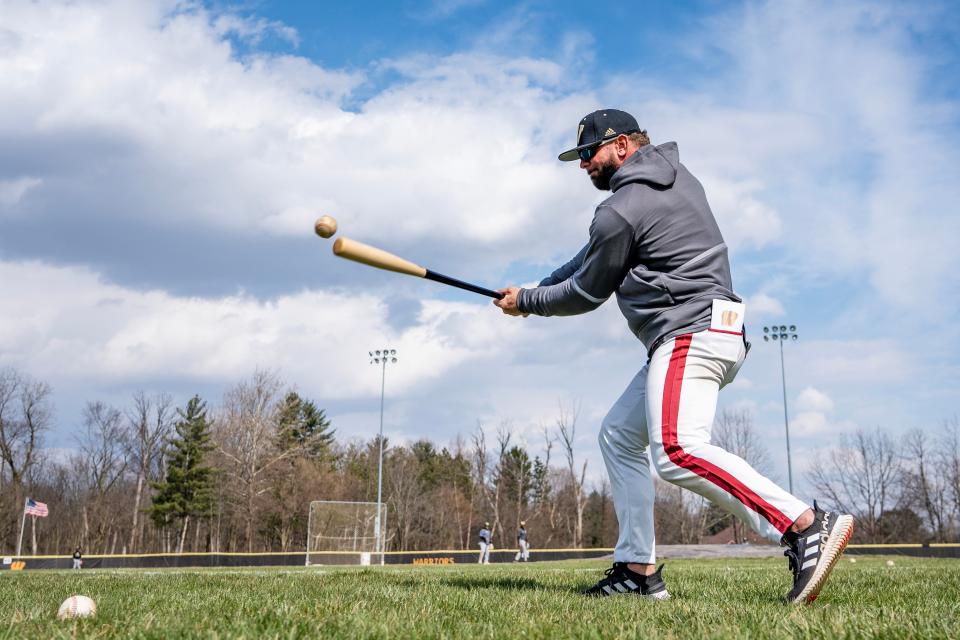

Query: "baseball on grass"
<box><xmin>57</xmin><ymin>595</ymin><xmax>97</xmax><ymax>620</ymax></box>
<box><xmin>314</xmin><ymin>215</ymin><xmax>338</xmax><ymax>238</ymax></box>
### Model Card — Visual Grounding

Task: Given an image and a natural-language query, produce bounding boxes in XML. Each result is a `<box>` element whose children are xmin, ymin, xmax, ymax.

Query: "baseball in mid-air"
<box><xmin>57</xmin><ymin>595</ymin><xmax>97</xmax><ymax>620</ymax></box>
<box><xmin>314</xmin><ymin>215</ymin><xmax>338</xmax><ymax>238</ymax></box>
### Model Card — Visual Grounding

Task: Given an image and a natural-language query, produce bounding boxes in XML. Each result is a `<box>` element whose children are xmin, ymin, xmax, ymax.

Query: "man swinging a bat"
<box><xmin>493</xmin><ymin>109</ymin><xmax>854</xmax><ymax>604</ymax></box>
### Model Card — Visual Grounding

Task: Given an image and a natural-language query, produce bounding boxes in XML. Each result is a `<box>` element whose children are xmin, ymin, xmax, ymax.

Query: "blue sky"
<box><xmin>1</xmin><ymin>0</ymin><xmax>958</xmax><ymax>499</ymax></box>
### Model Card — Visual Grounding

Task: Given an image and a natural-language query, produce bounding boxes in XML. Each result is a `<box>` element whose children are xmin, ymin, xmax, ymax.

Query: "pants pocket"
<box><xmin>721</xmin><ymin>339</ymin><xmax>747</xmax><ymax>387</ymax></box>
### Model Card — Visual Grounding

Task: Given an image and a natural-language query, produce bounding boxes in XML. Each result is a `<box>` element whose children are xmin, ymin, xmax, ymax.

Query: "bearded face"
<box><xmin>589</xmin><ymin>156</ymin><xmax>619</xmax><ymax>191</ymax></box>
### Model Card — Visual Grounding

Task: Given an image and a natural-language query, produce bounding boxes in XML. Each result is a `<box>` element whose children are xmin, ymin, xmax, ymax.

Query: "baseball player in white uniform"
<box><xmin>495</xmin><ymin>109</ymin><xmax>854</xmax><ymax>604</ymax></box>
<box><xmin>478</xmin><ymin>523</ymin><xmax>492</xmax><ymax>564</ymax></box>
<box><xmin>514</xmin><ymin>521</ymin><xmax>530</xmax><ymax>562</ymax></box>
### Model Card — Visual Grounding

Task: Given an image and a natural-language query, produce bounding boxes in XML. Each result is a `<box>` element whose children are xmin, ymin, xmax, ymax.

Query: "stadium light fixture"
<box><xmin>762</xmin><ymin>324</ymin><xmax>799</xmax><ymax>494</ymax></box>
<box><xmin>369</xmin><ymin>346</ymin><xmax>398</xmax><ymax>559</ymax></box>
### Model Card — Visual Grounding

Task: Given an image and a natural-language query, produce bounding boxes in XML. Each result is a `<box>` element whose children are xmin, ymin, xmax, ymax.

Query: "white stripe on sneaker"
<box><xmin>623</xmin><ymin>579</ymin><xmax>638</xmax><ymax>590</ymax></box>
<box><xmin>801</xmin><ymin>557</ymin><xmax>817</xmax><ymax>570</ymax></box>
<box><xmin>602</xmin><ymin>585</ymin><xmax>614</xmax><ymax>595</ymax></box>
<box><xmin>804</xmin><ymin>544</ymin><xmax>819</xmax><ymax>557</ymax></box>
<box><xmin>614</xmin><ymin>582</ymin><xmax>628</xmax><ymax>593</ymax></box>
<box><xmin>806</xmin><ymin>533</ymin><xmax>820</xmax><ymax>544</ymax></box>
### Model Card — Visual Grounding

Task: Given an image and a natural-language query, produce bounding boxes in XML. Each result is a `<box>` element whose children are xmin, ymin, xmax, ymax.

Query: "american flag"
<box><xmin>24</xmin><ymin>498</ymin><xmax>48</xmax><ymax>518</ymax></box>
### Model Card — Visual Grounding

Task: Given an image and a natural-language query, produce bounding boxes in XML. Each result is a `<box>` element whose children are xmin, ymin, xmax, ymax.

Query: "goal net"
<box><xmin>305</xmin><ymin>500</ymin><xmax>387</xmax><ymax>566</ymax></box>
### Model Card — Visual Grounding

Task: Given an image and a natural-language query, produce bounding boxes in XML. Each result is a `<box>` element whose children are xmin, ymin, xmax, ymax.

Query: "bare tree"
<box><xmin>941</xmin><ymin>417</ymin><xmax>960</xmax><ymax>540</ymax></box>
<box><xmin>469</xmin><ymin>422</ymin><xmax>488</xmax><ymax>547</ymax></box>
<box><xmin>76</xmin><ymin>401</ymin><xmax>129</xmax><ymax>552</ymax></box>
<box><xmin>653</xmin><ymin>479</ymin><xmax>708</xmax><ymax>544</ymax></box>
<box><xmin>0</xmin><ymin>368</ymin><xmax>52</xmax><ymax>495</ymax></box>
<box><xmin>903</xmin><ymin>428</ymin><xmax>948</xmax><ymax>542</ymax></box>
<box><xmin>214</xmin><ymin>370</ymin><xmax>292</xmax><ymax>551</ymax></box>
<box><xmin>556</xmin><ymin>400</ymin><xmax>587</xmax><ymax>548</ymax></box>
<box><xmin>807</xmin><ymin>428</ymin><xmax>904</xmax><ymax>542</ymax></box>
<box><xmin>385</xmin><ymin>448</ymin><xmax>423</xmax><ymax>551</ymax></box>
<box><xmin>124</xmin><ymin>391</ymin><xmax>174</xmax><ymax>552</ymax></box>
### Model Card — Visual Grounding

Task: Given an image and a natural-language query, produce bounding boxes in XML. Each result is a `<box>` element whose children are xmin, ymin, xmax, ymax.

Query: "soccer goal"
<box><xmin>305</xmin><ymin>500</ymin><xmax>387</xmax><ymax>566</ymax></box>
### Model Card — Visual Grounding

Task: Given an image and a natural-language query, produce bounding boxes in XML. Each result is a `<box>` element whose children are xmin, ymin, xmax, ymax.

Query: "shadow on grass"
<box><xmin>379</xmin><ymin>573</ymin><xmax>578</xmax><ymax>594</ymax></box>
<box><xmin>438</xmin><ymin>575</ymin><xmax>572</xmax><ymax>593</ymax></box>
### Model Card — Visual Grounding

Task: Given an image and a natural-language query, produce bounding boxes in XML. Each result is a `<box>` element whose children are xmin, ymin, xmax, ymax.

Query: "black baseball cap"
<box><xmin>558</xmin><ymin>109</ymin><xmax>641</xmax><ymax>161</ymax></box>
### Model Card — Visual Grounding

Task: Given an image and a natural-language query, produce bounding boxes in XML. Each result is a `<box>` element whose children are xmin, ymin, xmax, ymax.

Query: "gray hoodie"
<box><xmin>517</xmin><ymin>142</ymin><xmax>740</xmax><ymax>355</ymax></box>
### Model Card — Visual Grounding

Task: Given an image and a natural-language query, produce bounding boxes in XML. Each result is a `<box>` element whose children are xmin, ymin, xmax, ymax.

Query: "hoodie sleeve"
<box><xmin>537</xmin><ymin>244</ymin><xmax>589</xmax><ymax>286</ymax></box>
<box><xmin>518</xmin><ymin>205</ymin><xmax>633</xmax><ymax>316</ymax></box>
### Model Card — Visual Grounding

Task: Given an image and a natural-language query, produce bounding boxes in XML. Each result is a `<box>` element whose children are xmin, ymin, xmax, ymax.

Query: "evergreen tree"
<box><xmin>531</xmin><ymin>456</ymin><xmax>550</xmax><ymax>504</ymax></box>
<box><xmin>498</xmin><ymin>446</ymin><xmax>534</xmax><ymax>506</ymax></box>
<box><xmin>275</xmin><ymin>391</ymin><xmax>335</xmax><ymax>459</ymax></box>
<box><xmin>148</xmin><ymin>395</ymin><xmax>214</xmax><ymax>552</ymax></box>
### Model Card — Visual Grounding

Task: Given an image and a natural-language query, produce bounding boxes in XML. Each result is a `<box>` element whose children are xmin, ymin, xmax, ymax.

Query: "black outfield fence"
<box><xmin>0</xmin><ymin>548</ymin><xmax>610</xmax><ymax>571</ymax></box>
<box><xmin>2</xmin><ymin>544</ymin><xmax>958</xmax><ymax>571</ymax></box>
<box><xmin>844</xmin><ymin>543</ymin><xmax>960</xmax><ymax>558</ymax></box>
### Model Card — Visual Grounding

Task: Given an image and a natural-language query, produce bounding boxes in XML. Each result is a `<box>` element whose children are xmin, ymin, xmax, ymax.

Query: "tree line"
<box><xmin>1</xmin><ymin>366</ymin><xmax>958</xmax><ymax>555</ymax></box>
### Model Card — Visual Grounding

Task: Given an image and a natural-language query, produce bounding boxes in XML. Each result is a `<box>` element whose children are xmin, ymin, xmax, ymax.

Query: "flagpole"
<box><xmin>16</xmin><ymin>498</ymin><xmax>27</xmax><ymax>557</ymax></box>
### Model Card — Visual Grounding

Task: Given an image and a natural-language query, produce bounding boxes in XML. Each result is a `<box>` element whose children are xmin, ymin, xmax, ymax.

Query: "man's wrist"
<box><xmin>515</xmin><ymin>287</ymin><xmax>528</xmax><ymax>313</ymax></box>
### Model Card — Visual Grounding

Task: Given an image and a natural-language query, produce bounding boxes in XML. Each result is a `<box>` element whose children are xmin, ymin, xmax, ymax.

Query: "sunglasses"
<box><xmin>577</xmin><ymin>136</ymin><xmax>619</xmax><ymax>162</ymax></box>
<box><xmin>577</xmin><ymin>130</ymin><xmax>642</xmax><ymax>162</ymax></box>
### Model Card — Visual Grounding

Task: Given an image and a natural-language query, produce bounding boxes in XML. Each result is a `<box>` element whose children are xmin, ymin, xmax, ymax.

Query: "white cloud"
<box><xmin>0</xmin><ymin>176</ymin><xmax>41</xmax><ymax>207</ymax></box>
<box><xmin>725</xmin><ymin>376</ymin><xmax>754</xmax><ymax>391</ymax></box>
<box><xmin>0</xmin><ymin>259</ymin><xmax>486</xmax><ymax>398</ymax></box>
<box><xmin>0</xmin><ymin>0</ymin><xmax>591</xmax><ymax>276</ymax></box>
<box><xmin>803</xmin><ymin>339</ymin><xmax>915</xmax><ymax>385</ymax></box>
<box><xmin>796</xmin><ymin>387</ymin><xmax>835</xmax><ymax>413</ymax></box>
<box><xmin>4</xmin><ymin>0</ymin><xmax>956</xmax><ymax>316</ymax></box>
<box><xmin>710</xmin><ymin>2</ymin><xmax>960</xmax><ymax>313</ymax></box>
<box><xmin>744</xmin><ymin>293</ymin><xmax>784</xmax><ymax>320</ymax></box>
<box><xmin>788</xmin><ymin>388</ymin><xmax>845</xmax><ymax>437</ymax></box>
<box><xmin>698</xmin><ymin>176</ymin><xmax>782</xmax><ymax>249</ymax></box>
<box><xmin>791</xmin><ymin>411</ymin><xmax>831</xmax><ymax>436</ymax></box>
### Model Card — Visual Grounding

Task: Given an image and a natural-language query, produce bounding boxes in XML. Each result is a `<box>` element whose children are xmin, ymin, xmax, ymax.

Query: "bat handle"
<box><xmin>424</xmin><ymin>270</ymin><xmax>504</xmax><ymax>299</ymax></box>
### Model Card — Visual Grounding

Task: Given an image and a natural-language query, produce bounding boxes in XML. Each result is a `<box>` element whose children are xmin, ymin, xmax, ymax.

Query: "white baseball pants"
<box><xmin>478</xmin><ymin>541</ymin><xmax>491</xmax><ymax>564</ymax></box>
<box><xmin>598</xmin><ymin>329</ymin><xmax>809</xmax><ymax>564</ymax></box>
<box><xmin>515</xmin><ymin>540</ymin><xmax>530</xmax><ymax>561</ymax></box>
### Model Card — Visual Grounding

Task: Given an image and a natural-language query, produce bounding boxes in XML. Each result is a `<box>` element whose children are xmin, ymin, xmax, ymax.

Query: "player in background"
<box><xmin>495</xmin><ymin>109</ymin><xmax>854</xmax><ymax>604</ymax></box>
<box><xmin>72</xmin><ymin>546</ymin><xmax>83</xmax><ymax>570</ymax></box>
<box><xmin>478</xmin><ymin>522</ymin><xmax>492</xmax><ymax>564</ymax></box>
<box><xmin>514</xmin><ymin>521</ymin><xmax>531</xmax><ymax>562</ymax></box>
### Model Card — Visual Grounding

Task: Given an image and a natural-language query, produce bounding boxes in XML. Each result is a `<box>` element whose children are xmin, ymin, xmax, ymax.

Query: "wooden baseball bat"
<box><xmin>332</xmin><ymin>237</ymin><xmax>504</xmax><ymax>299</ymax></box>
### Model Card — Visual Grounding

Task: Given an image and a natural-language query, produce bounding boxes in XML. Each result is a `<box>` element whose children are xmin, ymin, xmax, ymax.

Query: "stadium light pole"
<box><xmin>369</xmin><ymin>348</ymin><xmax>397</xmax><ymax>559</ymax></box>
<box><xmin>763</xmin><ymin>325</ymin><xmax>798</xmax><ymax>494</ymax></box>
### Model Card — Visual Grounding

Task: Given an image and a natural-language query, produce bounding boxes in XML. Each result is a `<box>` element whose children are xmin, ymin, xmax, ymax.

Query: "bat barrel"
<box><xmin>333</xmin><ymin>237</ymin><xmax>427</xmax><ymax>277</ymax></box>
<box><xmin>331</xmin><ymin>236</ymin><xmax>503</xmax><ymax>299</ymax></box>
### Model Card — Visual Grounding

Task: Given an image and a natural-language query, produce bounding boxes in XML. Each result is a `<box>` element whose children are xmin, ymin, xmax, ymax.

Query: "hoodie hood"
<box><xmin>610</xmin><ymin>141</ymin><xmax>679</xmax><ymax>191</ymax></box>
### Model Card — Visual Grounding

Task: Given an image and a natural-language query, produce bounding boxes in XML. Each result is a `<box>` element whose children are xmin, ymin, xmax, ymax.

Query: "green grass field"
<box><xmin>1</xmin><ymin>556</ymin><xmax>958</xmax><ymax>639</ymax></box>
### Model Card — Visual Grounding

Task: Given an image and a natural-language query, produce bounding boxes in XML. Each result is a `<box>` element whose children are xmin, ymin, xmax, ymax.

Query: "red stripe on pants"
<box><xmin>661</xmin><ymin>334</ymin><xmax>793</xmax><ymax>533</ymax></box>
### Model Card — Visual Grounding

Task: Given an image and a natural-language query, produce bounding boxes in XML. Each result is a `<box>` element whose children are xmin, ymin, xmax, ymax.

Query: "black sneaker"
<box><xmin>781</xmin><ymin>502</ymin><xmax>855</xmax><ymax>604</ymax></box>
<box><xmin>582</xmin><ymin>563</ymin><xmax>670</xmax><ymax>600</ymax></box>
